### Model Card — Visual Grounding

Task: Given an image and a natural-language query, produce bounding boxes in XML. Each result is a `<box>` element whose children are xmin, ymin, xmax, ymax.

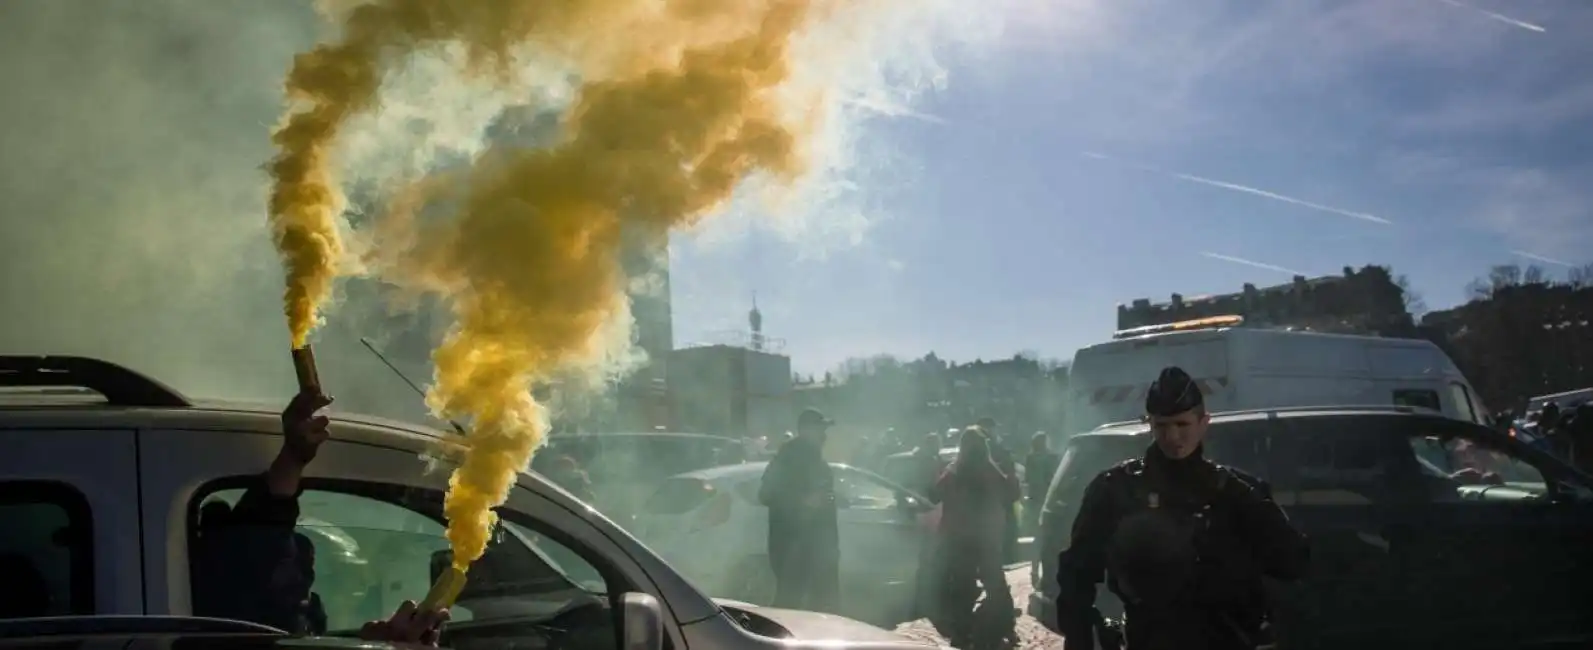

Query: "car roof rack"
<box><xmin>1090</xmin><ymin>404</ymin><xmax>1431</xmax><ymax>431</ymax></box>
<box><xmin>0</xmin><ymin>615</ymin><xmax>286</xmax><ymax>637</ymax></box>
<box><xmin>0</xmin><ymin>355</ymin><xmax>192</xmax><ymax>408</ymax></box>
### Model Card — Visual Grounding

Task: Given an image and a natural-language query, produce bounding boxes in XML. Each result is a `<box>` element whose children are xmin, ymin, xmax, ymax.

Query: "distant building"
<box><xmin>1116</xmin><ymin>265</ymin><xmax>1413</xmax><ymax>336</ymax></box>
<box><xmin>668</xmin><ymin>305</ymin><xmax>792</xmax><ymax>437</ymax></box>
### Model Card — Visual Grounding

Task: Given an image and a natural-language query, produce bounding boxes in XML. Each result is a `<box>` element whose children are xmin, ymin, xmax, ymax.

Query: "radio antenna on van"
<box><xmin>358</xmin><ymin>337</ymin><xmax>468</xmax><ymax>436</ymax></box>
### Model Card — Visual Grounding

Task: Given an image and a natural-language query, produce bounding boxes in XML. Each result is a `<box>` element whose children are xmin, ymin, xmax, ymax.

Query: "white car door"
<box><xmin>0</xmin><ymin>425</ymin><xmax>143</xmax><ymax>614</ymax></box>
<box><xmin>831</xmin><ymin>465</ymin><xmax>925</xmax><ymax>591</ymax></box>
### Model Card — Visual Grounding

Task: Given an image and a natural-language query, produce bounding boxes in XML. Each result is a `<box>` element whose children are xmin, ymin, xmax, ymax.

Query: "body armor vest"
<box><xmin>1105</xmin><ymin>460</ymin><xmax>1230</xmax><ymax>608</ymax></box>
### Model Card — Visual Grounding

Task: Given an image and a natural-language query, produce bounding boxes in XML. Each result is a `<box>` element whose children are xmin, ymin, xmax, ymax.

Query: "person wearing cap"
<box><xmin>758</xmin><ymin>408</ymin><xmax>841</xmax><ymax>612</ymax></box>
<box><xmin>1052</xmin><ymin>367</ymin><xmax>1308</xmax><ymax>650</ymax></box>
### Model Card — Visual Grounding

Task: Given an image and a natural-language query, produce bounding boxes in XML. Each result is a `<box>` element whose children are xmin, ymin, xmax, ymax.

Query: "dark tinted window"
<box><xmin>1206</xmin><ymin>421</ymin><xmax>1270</xmax><ymax>478</ymax></box>
<box><xmin>1272</xmin><ymin>416</ymin><xmax>1445</xmax><ymax>505</ymax></box>
<box><xmin>0</xmin><ymin>481</ymin><xmax>94</xmax><ymax>618</ymax></box>
<box><xmin>1393</xmin><ymin>389</ymin><xmax>1441</xmax><ymax>412</ymax></box>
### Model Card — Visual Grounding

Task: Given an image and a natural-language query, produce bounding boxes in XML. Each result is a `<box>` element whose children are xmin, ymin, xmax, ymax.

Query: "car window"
<box><xmin>1272</xmin><ymin>415</ymin><xmax>1577</xmax><ymax>507</ymax></box>
<box><xmin>833</xmin><ymin>467</ymin><xmax>901</xmax><ymax>510</ymax></box>
<box><xmin>642</xmin><ymin>478</ymin><xmax>721</xmax><ymax>515</ymax></box>
<box><xmin>1393</xmin><ymin>389</ymin><xmax>1441</xmax><ymax>412</ymax></box>
<box><xmin>0</xmin><ymin>481</ymin><xmax>93</xmax><ymax>618</ymax></box>
<box><xmin>1448</xmin><ymin>382</ymin><xmax>1478</xmax><ymax>423</ymax></box>
<box><xmin>189</xmin><ymin>480</ymin><xmax>610</xmax><ymax>634</ymax></box>
<box><xmin>1205</xmin><ymin>421</ymin><xmax>1270</xmax><ymax>479</ymax></box>
<box><xmin>1406</xmin><ymin>422</ymin><xmax>1557</xmax><ymax>495</ymax></box>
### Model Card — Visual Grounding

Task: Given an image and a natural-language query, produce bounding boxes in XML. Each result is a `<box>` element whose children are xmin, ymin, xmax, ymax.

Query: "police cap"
<box><xmin>1145</xmin><ymin>366</ymin><xmax>1204</xmax><ymax>417</ymax></box>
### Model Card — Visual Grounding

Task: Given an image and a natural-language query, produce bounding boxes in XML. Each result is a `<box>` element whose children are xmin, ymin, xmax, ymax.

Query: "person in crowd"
<box><xmin>1024</xmin><ymin>432</ymin><xmax>1060</xmax><ymax>535</ymax></box>
<box><xmin>1054</xmin><ymin>367</ymin><xmax>1309</xmax><ymax>650</ymax></box>
<box><xmin>976</xmin><ymin>417</ymin><xmax>1022</xmax><ymax>563</ymax></box>
<box><xmin>1567</xmin><ymin>403</ymin><xmax>1593</xmax><ymax>473</ymax></box>
<box><xmin>192</xmin><ymin>391</ymin><xmax>449</xmax><ymax>646</ymax></box>
<box><xmin>1539</xmin><ymin>402</ymin><xmax>1568</xmax><ymax>458</ymax></box>
<box><xmin>929</xmin><ymin>428</ymin><xmax>1020</xmax><ymax>649</ymax></box>
<box><xmin>758</xmin><ymin>408</ymin><xmax>840</xmax><ymax>612</ymax></box>
<box><xmin>909</xmin><ymin>432</ymin><xmax>947</xmax><ymax>496</ymax></box>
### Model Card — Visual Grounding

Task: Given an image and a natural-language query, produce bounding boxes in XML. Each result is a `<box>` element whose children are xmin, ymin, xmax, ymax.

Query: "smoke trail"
<box><xmin>1434</xmin><ymin>0</ymin><xmax>1547</xmax><ymax>33</ymax></box>
<box><xmin>268</xmin><ymin>0</ymin><xmax>960</xmax><ymax>569</ymax></box>
<box><xmin>1200</xmin><ymin>252</ymin><xmax>1308</xmax><ymax>277</ymax></box>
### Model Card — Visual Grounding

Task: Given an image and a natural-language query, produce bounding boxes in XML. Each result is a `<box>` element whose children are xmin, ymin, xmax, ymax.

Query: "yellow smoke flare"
<box><xmin>270</xmin><ymin>0</ymin><xmax>825</xmax><ymax>571</ymax></box>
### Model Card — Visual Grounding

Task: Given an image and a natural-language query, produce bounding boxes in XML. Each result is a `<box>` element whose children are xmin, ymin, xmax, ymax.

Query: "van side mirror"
<box><xmin>622</xmin><ymin>592</ymin><xmax>665</xmax><ymax>650</ymax></box>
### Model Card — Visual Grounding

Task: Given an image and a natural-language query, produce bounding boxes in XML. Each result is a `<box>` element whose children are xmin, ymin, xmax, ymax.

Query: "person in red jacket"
<box><xmin>930</xmin><ymin>427</ymin><xmax>1020</xmax><ymax>649</ymax></box>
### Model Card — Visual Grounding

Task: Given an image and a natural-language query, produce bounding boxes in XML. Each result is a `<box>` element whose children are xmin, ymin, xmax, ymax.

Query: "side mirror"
<box><xmin>621</xmin><ymin>592</ymin><xmax>665</xmax><ymax>650</ymax></box>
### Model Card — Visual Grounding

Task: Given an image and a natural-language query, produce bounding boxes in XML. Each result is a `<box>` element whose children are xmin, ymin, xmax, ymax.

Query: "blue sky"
<box><xmin>669</xmin><ymin>0</ymin><xmax>1593</xmax><ymax>375</ymax></box>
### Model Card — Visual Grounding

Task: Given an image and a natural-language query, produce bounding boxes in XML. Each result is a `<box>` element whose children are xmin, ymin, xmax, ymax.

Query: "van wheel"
<box><xmin>727</xmin><ymin>555</ymin><xmax>776</xmax><ymax>605</ymax></box>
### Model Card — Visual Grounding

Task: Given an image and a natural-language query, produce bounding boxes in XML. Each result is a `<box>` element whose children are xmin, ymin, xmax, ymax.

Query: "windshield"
<box><xmin>11</xmin><ymin>0</ymin><xmax>1593</xmax><ymax>644</ymax></box>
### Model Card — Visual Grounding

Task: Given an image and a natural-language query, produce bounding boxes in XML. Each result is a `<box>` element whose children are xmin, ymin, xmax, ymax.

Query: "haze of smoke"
<box><xmin>269</xmin><ymin>0</ymin><xmax>993</xmax><ymax>571</ymax></box>
<box><xmin>0</xmin><ymin>1</ymin><xmax>468</xmax><ymax>426</ymax></box>
<box><xmin>0</xmin><ymin>1</ymin><xmax>314</xmax><ymax>397</ymax></box>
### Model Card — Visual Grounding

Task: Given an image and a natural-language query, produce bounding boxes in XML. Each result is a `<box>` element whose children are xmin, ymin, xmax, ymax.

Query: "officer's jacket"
<box><xmin>1053</xmin><ymin>446</ymin><xmax>1309</xmax><ymax>650</ymax></box>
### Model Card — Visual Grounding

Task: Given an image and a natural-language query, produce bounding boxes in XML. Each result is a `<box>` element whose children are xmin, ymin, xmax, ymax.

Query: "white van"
<box><xmin>1062</xmin><ymin>316</ymin><xmax>1488</xmax><ymax>438</ymax></box>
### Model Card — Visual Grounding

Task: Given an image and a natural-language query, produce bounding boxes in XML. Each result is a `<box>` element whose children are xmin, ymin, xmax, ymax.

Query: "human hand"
<box><xmin>358</xmin><ymin>600</ymin><xmax>450</xmax><ymax>647</ymax></box>
<box><xmin>280</xmin><ymin>391</ymin><xmax>333</xmax><ymax>466</ymax></box>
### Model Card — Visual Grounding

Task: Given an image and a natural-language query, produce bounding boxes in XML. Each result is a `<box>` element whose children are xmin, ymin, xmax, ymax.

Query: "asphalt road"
<box><xmin>892</xmin><ymin>563</ymin><xmax>1064</xmax><ymax>650</ymax></box>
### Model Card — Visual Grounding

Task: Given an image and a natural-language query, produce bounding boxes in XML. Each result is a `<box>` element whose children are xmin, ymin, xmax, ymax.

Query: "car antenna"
<box><xmin>359</xmin><ymin>337</ymin><xmax>468</xmax><ymax>436</ymax></box>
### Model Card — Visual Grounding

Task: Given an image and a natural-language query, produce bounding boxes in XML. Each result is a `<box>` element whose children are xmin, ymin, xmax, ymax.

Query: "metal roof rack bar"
<box><xmin>0</xmin><ymin>615</ymin><xmax>286</xmax><ymax>637</ymax></box>
<box><xmin>0</xmin><ymin>355</ymin><xmax>191</xmax><ymax>408</ymax></box>
<box><xmin>1091</xmin><ymin>404</ymin><xmax>1427</xmax><ymax>430</ymax></box>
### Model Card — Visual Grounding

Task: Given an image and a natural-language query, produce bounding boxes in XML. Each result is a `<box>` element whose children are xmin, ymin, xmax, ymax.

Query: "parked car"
<box><xmin>532</xmin><ymin>432</ymin><xmax>747</xmax><ymax>520</ymax></box>
<box><xmin>0</xmin><ymin>355</ymin><xmax>930</xmax><ymax>650</ymax></box>
<box><xmin>630</xmin><ymin>462</ymin><xmax>938</xmax><ymax>624</ymax></box>
<box><xmin>1026</xmin><ymin>405</ymin><xmax>1593</xmax><ymax>650</ymax></box>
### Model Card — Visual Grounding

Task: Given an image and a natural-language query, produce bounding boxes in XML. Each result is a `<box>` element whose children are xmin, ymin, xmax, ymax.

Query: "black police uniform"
<box><xmin>1053</xmin><ymin>367</ymin><xmax>1309</xmax><ymax>650</ymax></box>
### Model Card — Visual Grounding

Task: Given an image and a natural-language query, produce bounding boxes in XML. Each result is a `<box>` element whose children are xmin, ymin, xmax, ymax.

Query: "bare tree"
<box><xmin>1395</xmin><ymin>274</ymin><xmax>1428</xmax><ymax>316</ymax></box>
<box><xmin>1523</xmin><ymin>264</ymin><xmax>1549</xmax><ymax>286</ymax></box>
<box><xmin>1468</xmin><ymin>264</ymin><xmax>1527</xmax><ymax>300</ymax></box>
<box><xmin>1569</xmin><ymin>263</ymin><xmax>1593</xmax><ymax>288</ymax></box>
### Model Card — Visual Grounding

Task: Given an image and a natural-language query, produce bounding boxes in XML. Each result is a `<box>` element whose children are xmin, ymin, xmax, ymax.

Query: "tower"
<box><xmin>749</xmin><ymin>294</ymin><xmax>764</xmax><ymax>351</ymax></box>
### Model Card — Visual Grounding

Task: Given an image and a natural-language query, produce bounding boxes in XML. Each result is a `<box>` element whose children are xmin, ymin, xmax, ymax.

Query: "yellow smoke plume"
<box><xmin>269</xmin><ymin>0</ymin><xmax>824</xmax><ymax>569</ymax></box>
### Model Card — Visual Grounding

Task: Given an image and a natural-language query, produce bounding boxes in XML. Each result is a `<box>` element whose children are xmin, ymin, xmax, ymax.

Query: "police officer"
<box><xmin>1053</xmin><ymin>367</ymin><xmax>1309</xmax><ymax>650</ymax></box>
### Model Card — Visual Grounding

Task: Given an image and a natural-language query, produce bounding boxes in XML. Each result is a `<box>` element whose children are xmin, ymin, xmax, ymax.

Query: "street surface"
<box><xmin>892</xmin><ymin>563</ymin><xmax>1064</xmax><ymax>650</ymax></box>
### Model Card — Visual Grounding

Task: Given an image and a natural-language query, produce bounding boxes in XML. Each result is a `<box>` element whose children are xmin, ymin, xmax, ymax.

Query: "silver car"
<box><xmin>0</xmin><ymin>355</ymin><xmax>933</xmax><ymax>650</ymax></box>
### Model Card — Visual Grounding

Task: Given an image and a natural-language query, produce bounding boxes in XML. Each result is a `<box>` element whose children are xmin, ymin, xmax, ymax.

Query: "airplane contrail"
<box><xmin>1511</xmin><ymin>250</ymin><xmax>1572</xmax><ymax>267</ymax></box>
<box><xmin>1435</xmin><ymin>0</ymin><xmax>1546</xmax><ymax>33</ymax></box>
<box><xmin>1080</xmin><ymin>151</ymin><xmax>1393</xmax><ymax>225</ymax></box>
<box><xmin>843</xmin><ymin>97</ymin><xmax>947</xmax><ymax>124</ymax></box>
<box><xmin>1200</xmin><ymin>252</ymin><xmax>1309</xmax><ymax>276</ymax></box>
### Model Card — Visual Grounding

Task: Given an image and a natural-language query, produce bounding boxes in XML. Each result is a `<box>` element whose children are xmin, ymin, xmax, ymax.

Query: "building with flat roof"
<box><xmin>1115</xmin><ymin>265</ymin><xmax>1412</xmax><ymax>336</ymax></box>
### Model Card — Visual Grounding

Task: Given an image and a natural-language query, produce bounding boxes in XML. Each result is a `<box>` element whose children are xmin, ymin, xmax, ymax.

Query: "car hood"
<box><xmin>712</xmin><ymin>599</ymin><xmax>933</xmax><ymax>646</ymax></box>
